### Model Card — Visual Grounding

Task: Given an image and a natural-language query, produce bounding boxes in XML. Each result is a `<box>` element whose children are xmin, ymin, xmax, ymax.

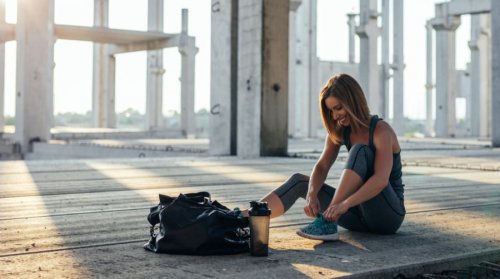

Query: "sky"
<box><xmin>3</xmin><ymin>0</ymin><xmax>470</xmax><ymax>120</ymax></box>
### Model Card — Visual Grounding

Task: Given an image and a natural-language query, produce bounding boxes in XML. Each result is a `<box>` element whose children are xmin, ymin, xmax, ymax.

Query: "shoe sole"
<box><xmin>296</xmin><ymin>230</ymin><xmax>339</xmax><ymax>241</ymax></box>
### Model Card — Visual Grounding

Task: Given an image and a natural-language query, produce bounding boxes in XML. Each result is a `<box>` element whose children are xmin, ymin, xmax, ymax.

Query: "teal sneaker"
<box><xmin>296</xmin><ymin>214</ymin><xmax>339</xmax><ymax>241</ymax></box>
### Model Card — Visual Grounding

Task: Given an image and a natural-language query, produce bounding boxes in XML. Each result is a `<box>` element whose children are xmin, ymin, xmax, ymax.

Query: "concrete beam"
<box><xmin>448</xmin><ymin>0</ymin><xmax>491</xmax><ymax>16</ymax></box>
<box><xmin>492</xmin><ymin>0</ymin><xmax>500</xmax><ymax>146</ymax></box>
<box><xmin>209</xmin><ymin>0</ymin><xmax>237</xmax><ymax>155</ymax></box>
<box><xmin>145</xmin><ymin>0</ymin><xmax>165</xmax><ymax>130</ymax></box>
<box><xmin>54</xmin><ymin>24</ymin><xmax>177</xmax><ymax>45</ymax></box>
<box><xmin>15</xmin><ymin>0</ymin><xmax>55</xmax><ymax>153</ymax></box>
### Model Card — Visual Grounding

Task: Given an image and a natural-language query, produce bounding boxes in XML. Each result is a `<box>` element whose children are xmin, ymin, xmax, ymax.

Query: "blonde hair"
<box><xmin>319</xmin><ymin>73</ymin><xmax>371</xmax><ymax>145</ymax></box>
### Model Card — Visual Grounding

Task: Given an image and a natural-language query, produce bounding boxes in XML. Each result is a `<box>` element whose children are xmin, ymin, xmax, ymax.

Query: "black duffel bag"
<box><xmin>144</xmin><ymin>192</ymin><xmax>250</xmax><ymax>255</ymax></box>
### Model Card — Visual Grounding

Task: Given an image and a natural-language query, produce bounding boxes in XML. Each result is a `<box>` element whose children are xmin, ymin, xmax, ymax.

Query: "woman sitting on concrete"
<box><xmin>245</xmin><ymin>73</ymin><xmax>405</xmax><ymax>240</ymax></box>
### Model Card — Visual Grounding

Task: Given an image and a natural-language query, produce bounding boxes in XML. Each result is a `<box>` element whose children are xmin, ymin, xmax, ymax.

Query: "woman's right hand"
<box><xmin>304</xmin><ymin>194</ymin><xmax>321</xmax><ymax>218</ymax></box>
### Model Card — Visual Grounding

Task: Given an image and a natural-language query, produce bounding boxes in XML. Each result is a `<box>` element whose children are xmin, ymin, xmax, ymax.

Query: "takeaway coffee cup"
<box><xmin>248</xmin><ymin>201</ymin><xmax>271</xmax><ymax>257</ymax></box>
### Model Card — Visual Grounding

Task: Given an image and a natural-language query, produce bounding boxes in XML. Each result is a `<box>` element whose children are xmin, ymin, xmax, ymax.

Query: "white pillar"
<box><xmin>92</xmin><ymin>0</ymin><xmax>115</xmax><ymax>128</ymax></box>
<box><xmin>347</xmin><ymin>14</ymin><xmax>357</xmax><ymax>64</ymax></box>
<box><xmin>492</xmin><ymin>0</ymin><xmax>500</xmax><ymax>147</ymax></box>
<box><xmin>357</xmin><ymin>0</ymin><xmax>382</xmax><ymax>116</ymax></box>
<box><xmin>381</xmin><ymin>0</ymin><xmax>390</xmax><ymax>120</ymax></box>
<box><xmin>209</xmin><ymin>0</ymin><xmax>235</xmax><ymax>155</ymax></box>
<box><xmin>294</xmin><ymin>0</ymin><xmax>315</xmax><ymax>138</ymax></box>
<box><xmin>0</xmin><ymin>0</ymin><xmax>5</xmax><ymax>133</ymax></box>
<box><xmin>15</xmin><ymin>0</ymin><xmax>55</xmax><ymax>153</ymax></box>
<box><xmin>237</xmin><ymin>0</ymin><xmax>289</xmax><ymax>157</ymax></box>
<box><xmin>392</xmin><ymin>0</ymin><xmax>404</xmax><ymax>135</ymax></box>
<box><xmin>288</xmin><ymin>0</ymin><xmax>301</xmax><ymax>138</ymax></box>
<box><xmin>432</xmin><ymin>3</ymin><xmax>460</xmax><ymax>138</ymax></box>
<box><xmin>469</xmin><ymin>14</ymin><xmax>490</xmax><ymax>138</ymax></box>
<box><xmin>179</xmin><ymin>9</ymin><xmax>197</xmax><ymax>138</ymax></box>
<box><xmin>425</xmin><ymin>21</ymin><xmax>434</xmax><ymax>136</ymax></box>
<box><xmin>308</xmin><ymin>0</ymin><xmax>319</xmax><ymax>138</ymax></box>
<box><xmin>145</xmin><ymin>0</ymin><xmax>165</xmax><ymax>130</ymax></box>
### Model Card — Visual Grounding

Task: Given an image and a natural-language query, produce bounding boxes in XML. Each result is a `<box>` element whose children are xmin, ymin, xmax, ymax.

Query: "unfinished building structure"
<box><xmin>427</xmin><ymin>0</ymin><xmax>493</xmax><ymax>139</ymax></box>
<box><xmin>0</xmin><ymin>0</ymin><xmax>198</xmax><ymax>155</ymax></box>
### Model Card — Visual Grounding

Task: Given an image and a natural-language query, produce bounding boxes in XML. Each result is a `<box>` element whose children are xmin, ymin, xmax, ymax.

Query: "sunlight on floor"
<box><xmin>0</xmin><ymin>162</ymin><xmax>91</xmax><ymax>277</ymax></box>
<box><xmin>84</xmin><ymin>161</ymin><xmax>203</xmax><ymax>203</ymax></box>
<box><xmin>292</xmin><ymin>263</ymin><xmax>351</xmax><ymax>278</ymax></box>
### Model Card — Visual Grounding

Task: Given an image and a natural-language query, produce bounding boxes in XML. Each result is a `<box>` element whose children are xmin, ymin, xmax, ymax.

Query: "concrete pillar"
<box><xmin>381</xmin><ymin>0</ymin><xmax>390</xmax><ymax>120</ymax></box>
<box><xmin>492</xmin><ymin>0</ymin><xmax>500</xmax><ymax>147</ymax></box>
<box><xmin>0</xmin><ymin>0</ymin><xmax>5</xmax><ymax>134</ymax></box>
<box><xmin>308</xmin><ymin>0</ymin><xmax>319</xmax><ymax>138</ymax></box>
<box><xmin>469</xmin><ymin>14</ymin><xmax>490</xmax><ymax>138</ymax></box>
<box><xmin>425</xmin><ymin>21</ymin><xmax>434</xmax><ymax>136</ymax></box>
<box><xmin>145</xmin><ymin>0</ymin><xmax>165</xmax><ymax>130</ymax></box>
<box><xmin>209</xmin><ymin>0</ymin><xmax>237</xmax><ymax>155</ymax></box>
<box><xmin>357</xmin><ymin>0</ymin><xmax>382</xmax><ymax>116</ymax></box>
<box><xmin>392</xmin><ymin>0</ymin><xmax>404</xmax><ymax>135</ymax></box>
<box><xmin>347</xmin><ymin>14</ymin><xmax>357</xmax><ymax>64</ymax></box>
<box><xmin>237</xmin><ymin>0</ymin><xmax>289</xmax><ymax>157</ymax></box>
<box><xmin>15</xmin><ymin>0</ymin><xmax>55</xmax><ymax>153</ymax></box>
<box><xmin>92</xmin><ymin>0</ymin><xmax>115</xmax><ymax>128</ymax></box>
<box><xmin>288</xmin><ymin>0</ymin><xmax>301</xmax><ymax>138</ymax></box>
<box><xmin>293</xmin><ymin>0</ymin><xmax>314</xmax><ymax>138</ymax></box>
<box><xmin>179</xmin><ymin>9</ymin><xmax>197</xmax><ymax>138</ymax></box>
<box><xmin>431</xmin><ymin>3</ymin><xmax>460</xmax><ymax>137</ymax></box>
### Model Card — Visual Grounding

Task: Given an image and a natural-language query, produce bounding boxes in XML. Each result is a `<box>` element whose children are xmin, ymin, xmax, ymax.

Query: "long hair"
<box><xmin>319</xmin><ymin>73</ymin><xmax>371</xmax><ymax>145</ymax></box>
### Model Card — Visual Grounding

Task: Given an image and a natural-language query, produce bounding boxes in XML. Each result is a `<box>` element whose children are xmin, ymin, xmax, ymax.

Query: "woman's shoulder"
<box><xmin>373</xmin><ymin>119</ymin><xmax>397</xmax><ymax>139</ymax></box>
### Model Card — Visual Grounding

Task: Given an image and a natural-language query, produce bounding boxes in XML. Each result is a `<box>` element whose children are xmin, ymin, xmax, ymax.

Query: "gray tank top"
<box><xmin>343</xmin><ymin>115</ymin><xmax>405</xmax><ymax>199</ymax></box>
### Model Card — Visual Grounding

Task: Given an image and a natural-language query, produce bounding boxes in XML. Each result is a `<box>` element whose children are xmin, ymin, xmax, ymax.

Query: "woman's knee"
<box><xmin>345</xmin><ymin>144</ymin><xmax>374</xmax><ymax>181</ymax></box>
<box><xmin>288</xmin><ymin>173</ymin><xmax>309</xmax><ymax>183</ymax></box>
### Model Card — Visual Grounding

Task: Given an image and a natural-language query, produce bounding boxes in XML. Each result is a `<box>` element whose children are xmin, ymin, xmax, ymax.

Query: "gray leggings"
<box><xmin>274</xmin><ymin>144</ymin><xmax>405</xmax><ymax>234</ymax></box>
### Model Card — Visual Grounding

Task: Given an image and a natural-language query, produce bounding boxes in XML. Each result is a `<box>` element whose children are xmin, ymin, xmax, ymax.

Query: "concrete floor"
<box><xmin>1</xmin><ymin>140</ymin><xmax>500</xmax><ymax>278</ymax></box>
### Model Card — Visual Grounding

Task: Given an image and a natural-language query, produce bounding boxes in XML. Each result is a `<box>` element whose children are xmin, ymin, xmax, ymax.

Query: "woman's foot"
<box><xmin>296</xmin><ymin>214</ymin><xmax>339</xmax><ymax>241</ymax></box>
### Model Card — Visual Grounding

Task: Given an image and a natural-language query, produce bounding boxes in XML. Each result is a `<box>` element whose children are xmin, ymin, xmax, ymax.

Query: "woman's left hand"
<box><xmin>323</xmin><ymin>201</ymin><xmax>349</xmax><ymax>222</ymax></box>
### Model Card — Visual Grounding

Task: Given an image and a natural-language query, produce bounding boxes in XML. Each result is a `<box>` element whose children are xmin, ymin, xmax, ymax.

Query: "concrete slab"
<box><xmin>0</xmin><ymin>155</ymin><xmax>499</xmax><ymax>278</ymax></box>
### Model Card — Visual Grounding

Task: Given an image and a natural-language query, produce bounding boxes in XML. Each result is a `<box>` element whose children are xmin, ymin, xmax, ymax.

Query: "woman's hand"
<box><xmin>323</xmin><ymin>201</ymin><xmax>349</xmax><ymax>222</ymax></box>
<box><xmin>304</xmin><ymin>195</ymin><xmax>321</xmax><ymax>218</ymax></box>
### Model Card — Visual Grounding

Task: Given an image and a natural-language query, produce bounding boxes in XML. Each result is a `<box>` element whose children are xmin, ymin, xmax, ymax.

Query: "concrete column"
<box><xmin>288</xmin><ymin>0</ymin><xmax>301</xmax><ymax>138</ymax></box>
<box><xmin>357</xmin><ymin>0</ymin><xmax>382</xmax><ymax>116</ymax></box>
<box><xmin>469</xmin><ymin>14</ymin><xmax>490</xmax><ymax>138</ymax></box>
<box><xmin>431</xmin><ymin>3</ymin><xmax>460</xmax><ymax>137</ymax></box>
<box><xmin>179</xmin><ymin>9</ymin><xmax>197</xmax><ymax>138</ymax></box>
<box><xmin>293</xmin><ymin>0</ymin><xmax>313</xmax><ymax>138</ymax></box>
<box><xmin>145</xmin><ymin>0</ymin><xmax>165</xmax><ymax>130</ymax></box>
<box><xmin>492</xmin><ymin>0</ymin><xmax>500</xmax><ymax>146</ymax></box>
<box><xmin>392</xmin><ymin>0</ymin><xmax>404</xmax><ymax>135</ymax></box>
<box><xmin>381</xmin><ymin>0</ymin><xmax>390</xmax><ymax>120</ymax></box>
<box><xmin>0</xmin><ymin>0</ymin><xmax>5</xmax><ymax>134</ymax></box>
<box><xmin>237</xmin><ymin>0</ymin><xmax>289</xmax><ymax>157</ymax></box>
<box><xmin>347</xmin><ymin>14</ymin><xmax>357</xmax><ymax>64</ymax></box>
<box><xmin>92</xmin><ymin>0</ymin><xmax>115</xmax><ymax>128</ymax></box>
<box><xmin>209</xmin><ymin>0</ymin><xmax>237</xmax><ymax>155</ymax></box>
<box><xmin>425</xmin><ymin>21</ymin><xmax>434</xmax><ymax>136</ymax></box>
<box><xmin>15</xmin><ymin>0</ymin><xmax>55</xmax><ymax>153</ymax></box>
<box><xmin>308</xmin><ymin>0</ymin><xmax>319</xmax><ymax>138</ymax></box>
